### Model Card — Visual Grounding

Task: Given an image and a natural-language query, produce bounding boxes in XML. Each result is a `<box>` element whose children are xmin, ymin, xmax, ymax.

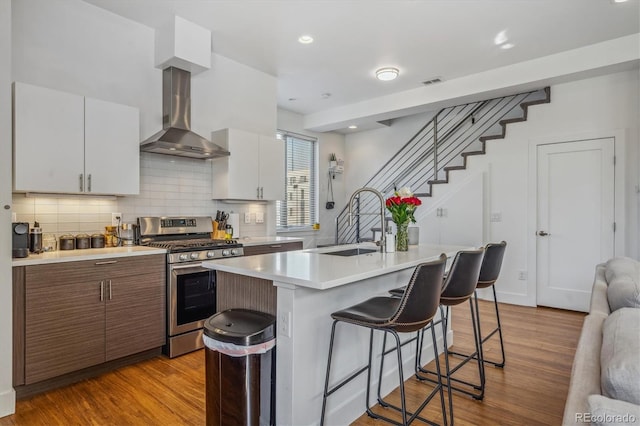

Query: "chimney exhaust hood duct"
<box><xmin>140</xmin><ymin>67</ymin><xmax>230</xmax><ymax>159</ymax></box>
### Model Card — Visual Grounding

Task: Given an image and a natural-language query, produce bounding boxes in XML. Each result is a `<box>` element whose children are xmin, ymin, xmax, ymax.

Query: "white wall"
<box><xmin>277</xmin><ymin>108</ymin><xmax>346</xmax><ymax>247</ymax></box>
<box><xmin>10</xmin><ymin>0</ymin><xmax>279</xmax><ymax>237</ymax></box>
<box><xmin>345</xmin><ymin>70</ymin><xmax>640</xmax><ymax>307</ymax></box>
<box><xmin>0</xmin><ymin>0</ymin><xmax>15</xmax><ymax>418</ymax></box>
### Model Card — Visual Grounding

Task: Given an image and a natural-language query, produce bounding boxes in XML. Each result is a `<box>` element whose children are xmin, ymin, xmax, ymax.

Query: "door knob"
<box><xmin>537</xmin><ymin>231</ymin><xmax>550</xmax><ymax>236</ymax></box>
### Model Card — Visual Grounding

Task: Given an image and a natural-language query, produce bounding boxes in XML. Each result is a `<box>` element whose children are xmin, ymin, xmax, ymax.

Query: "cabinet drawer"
<box><xmin>242</xmin><ymin>241</ymin><xmax>303</xmax><ymax>256</ymax></box>
<box><xmin>27</xmin><ymin>254</ymin><xmax>165</xmax><ymax>280</ymax></box>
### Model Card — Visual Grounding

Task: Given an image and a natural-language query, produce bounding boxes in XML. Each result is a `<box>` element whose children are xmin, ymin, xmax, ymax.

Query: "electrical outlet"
<box><xmin>518</xmin><ymin>270</ymin><xmax>528</xmax><ymax>280</ymax></box>
<box><xmin>490</xmin><ymin>212</ymin><xmax>502</xmax><ymax>222</ymax></box>
<box><xmin>111</xmin><ymin>213</ymin><xmax>122</xmax><ymax>226</ymax></box>
<box><xmin>279</xmin><ymin>311</ymin><xmax>292</xmax><ymax>338</ymax></box>
<box><xmin>255</xmin><ymin>211</ymin><xmax>264</xmax><ymax>223</ymax></box>
<box><xmin>244</xmin><ymin>212</ymin><xmax>252</xmax><ymax>224</ymax></box>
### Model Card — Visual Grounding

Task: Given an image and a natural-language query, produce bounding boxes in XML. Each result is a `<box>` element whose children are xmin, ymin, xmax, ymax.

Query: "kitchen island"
<box><xmin>203</xmin><ymin>243</ymin><xmax>469</xmax><ymax>425</ymax></box>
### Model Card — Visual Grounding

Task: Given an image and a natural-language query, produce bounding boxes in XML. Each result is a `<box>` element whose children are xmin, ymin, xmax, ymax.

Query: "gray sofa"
<box><xmin>563</xmin><ymin>257</ymin><xmax>640</xmax><ymax>425</ymax></box>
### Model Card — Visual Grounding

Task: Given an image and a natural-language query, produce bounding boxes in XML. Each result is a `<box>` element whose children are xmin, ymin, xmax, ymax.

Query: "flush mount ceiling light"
<box><xmin>376</xmin><ymin>67</ymin><xmax>399</xmax><ymax>81</ymax></box>
<box><xmin>298</xmin><ymin>35</ymin><xmax>314</xmax><ymax>44</ymax></box>
<box><xmin>611</xmin><ymin>0</ymin><xmax>628</xmax><ymax>3</ymax></box>
<box><xmin>348</xmin><ymin>125</ymin><xmax>358</xmax><ymax>129</ymax></box>
<box><xmin>500</xmin><ymin>43</ymin><xmax>515</xmax><ymax>50</ymax></box>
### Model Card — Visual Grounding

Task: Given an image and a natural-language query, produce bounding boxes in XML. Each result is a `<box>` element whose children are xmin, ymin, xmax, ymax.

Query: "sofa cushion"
<box><xmin>601</xmin><ymin>308</ymin><xmax>640</xmax><ymax>405</ymax></box>
<box><xmin>605</xmin><ymin>257</ymin><xmax>640</xmax><ymax>311</ymax></box>
<box><xmin>588</xmin><ymin>395</ymin><xmax>640</xmax><ymax>426</ymax></box>
<box><xmin>563</xmin><ymin>313</ymin><xmax>608</xmax><ymax>425</ymax></box>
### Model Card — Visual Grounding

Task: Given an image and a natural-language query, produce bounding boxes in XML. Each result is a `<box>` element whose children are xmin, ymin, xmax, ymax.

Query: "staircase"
<box><xmin>335</xmin><ymin>87</ymin><xmax>551</xmax><ymax>245</ymax></box>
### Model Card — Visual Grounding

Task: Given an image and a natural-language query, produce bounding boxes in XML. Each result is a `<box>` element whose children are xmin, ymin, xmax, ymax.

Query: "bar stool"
<box><xmin>320</xmin><ymin>255</ymin><xmax>449</xmax><ymax>426</ymax></box>
<box><xmin>449</xmin><ymin>241</ymin><xmax>507</xmax><ymax>368</ymax></box>
<box><xmin>389</xmin><ymin>248</ymin><xmax>485</xmax><ymax>421</ymax></box>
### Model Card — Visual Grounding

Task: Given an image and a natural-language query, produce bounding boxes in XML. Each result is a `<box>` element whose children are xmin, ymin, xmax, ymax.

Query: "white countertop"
<box><xmin>12</xmin><ymin>246</ymin><xmax>167</xmax><ymax>266</ymax></box>
<box><xmin>203</xmin><ymin>243</ymin><xmax>469</xmax><ymax>290</ymax></box>
<box><xmin>236</xmin><ymin>236</ymin><xmax>304</xmax><ymax>246</ymax></box>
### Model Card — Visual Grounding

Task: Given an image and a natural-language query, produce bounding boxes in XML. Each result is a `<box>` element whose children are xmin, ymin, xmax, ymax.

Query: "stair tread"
<box><xmin>462</xmin><ymin>150</ymin><xmax>485</xmax><ymax>157</ymax></box>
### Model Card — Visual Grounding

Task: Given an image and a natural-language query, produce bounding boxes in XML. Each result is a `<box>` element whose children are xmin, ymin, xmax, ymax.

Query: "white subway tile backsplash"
<box><xmin>11</xmin><ymin>152</ymin><xmax>270</xmax><ymax>240</ymax></box>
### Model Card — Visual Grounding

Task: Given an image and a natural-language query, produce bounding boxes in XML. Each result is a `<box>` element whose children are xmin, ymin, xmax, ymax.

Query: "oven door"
<box><xmin>169</xmin><ymin>262</ymin><xmax>216</xmax><ymax>336</ymax></box>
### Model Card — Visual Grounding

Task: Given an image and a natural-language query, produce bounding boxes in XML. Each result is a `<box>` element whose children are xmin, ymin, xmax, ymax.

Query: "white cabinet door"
<box><xmin>85</xmin><ymin>97</ymin><xmax>139</xmax><ymax>195</ymax></box>
<box><xmin>13</xmin><ymin>82</ymin><xmax>85</xmax><ymax>193</ymax></box>
<box><xmin>258</xmin><ymin>135</ymin><xmax>284</xmax><ymax>200</ymax></box>
<box><xmin>211</xmin><ymin>128</ymin><xmax>260</xmax><ymax>199</ymax></box>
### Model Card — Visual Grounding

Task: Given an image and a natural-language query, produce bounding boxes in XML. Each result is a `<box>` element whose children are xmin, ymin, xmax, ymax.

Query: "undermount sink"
<box><xmin>322</xmin><ymin>248</ymin><xmax>379</xmax><ymax>257</ymax></box>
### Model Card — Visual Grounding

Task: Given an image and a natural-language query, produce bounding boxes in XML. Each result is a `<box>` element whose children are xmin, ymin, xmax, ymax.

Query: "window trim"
<box><xmin>276</xmin><ymin>130</ymin><xmax>318</xmax><ymax>231</ymax></box>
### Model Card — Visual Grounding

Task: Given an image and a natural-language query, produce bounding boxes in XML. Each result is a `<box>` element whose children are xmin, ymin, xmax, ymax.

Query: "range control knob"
<box><xmin>231</xmin><ymin>249</ymin><xmax>240</xmax><ymax>256</ymax></box>
<box><xmin>179</xmin><ymin>254</ymin><xmax>189</xmax><ymax>261</ymax></box>
<box><xmin>190</xmin><ymin>252</ymin><xmax>200</xmax><ymax>260</ymax></box>
<box><xmin>222</xmin><ymin>249</ymin><xmax>231</xmax><ymax>257</ymax></box>
<box><xmin>206</xmin><ymin>251</ymin><xmax>216</xmax><ymax>258</ymax></box>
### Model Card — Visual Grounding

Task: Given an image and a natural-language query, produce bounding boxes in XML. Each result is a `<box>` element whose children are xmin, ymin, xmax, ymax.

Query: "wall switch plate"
<box><xmin>490</xmin><ymin>212</ymin><xmax>502</xmax><ymax>222</ymax></box>
<box><xmin>244</xmin><ymin>212</ymin><xmax>252</xmax><ymax>224</ymax></box>
<box><xmin>111</xmin><ymin>213</ymin><xmax>122</xmax><ymax>226</ymax></box>
<box><xmin>518</xmin><ymin>270</ymin><xmax>528</xmax><ymax>280</ymax></box>
<box><xmin>255</xmin><ymin>211</ymin><xmax>264</xmax><ymax>223</ymax></box>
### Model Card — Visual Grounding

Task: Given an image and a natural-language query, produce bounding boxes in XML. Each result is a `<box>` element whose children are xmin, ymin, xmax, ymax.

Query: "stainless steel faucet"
<box><xmin>347</xmin><ymin>187</ymin><xmax>386</xmax><ymax>252</ymax></box>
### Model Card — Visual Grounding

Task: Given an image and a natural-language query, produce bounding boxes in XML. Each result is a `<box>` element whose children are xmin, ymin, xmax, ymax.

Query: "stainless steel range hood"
<box><xmin>140</xmin><ymin>67</ymin><xmax>230</xmax><ymax>159</ymax></box>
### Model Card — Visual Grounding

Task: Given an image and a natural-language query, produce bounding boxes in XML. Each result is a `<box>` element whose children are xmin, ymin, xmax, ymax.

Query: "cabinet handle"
<box><xmin>95</xmin><ymin>260</ymin><xmax>118</xmax><ymax>265</ymax></box>
<box><xmin>260</xmin><ymin>187</ymin><xmax>264</xmax><ymax>199</ymax></box>
<box><xmin>87</xmin><ymin>174</ymin><xmax>92</xmax><ymax>192</ymax></box>
<box><xmin>108</xmin><ymin>279</ymin><xmax>112</xmax><ymax>300</ymax></box>
<box><xmin>100</xmin><ymin>280</ymin><xmax>104</xmax><ymax>302</ymax></box>
<box><xmin>79</xmin><ymin>173</ymin><xmax>84</xmax><ymax>192</ymax></box>
<box><xmin>257</xmin><ymin>187</ymin><xmax>260</xmax><ymax>198</ymax></box>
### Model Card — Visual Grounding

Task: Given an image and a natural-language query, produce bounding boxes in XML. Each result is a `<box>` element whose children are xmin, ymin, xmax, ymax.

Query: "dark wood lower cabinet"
<box><xmin>241</xmin><ymin>241</ymin><xmax>302</xmax><ymax>256</ymax></box>
<box><xmin>14</xmin><ymin>254</ymin><xmax>166</xmax><ymax>388</ymax></box>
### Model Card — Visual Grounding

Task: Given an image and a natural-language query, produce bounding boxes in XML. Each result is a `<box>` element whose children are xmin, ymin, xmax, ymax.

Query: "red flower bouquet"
<box><xmin>385</xmin><ymin>187</ymin><xmax>422</xmax><ymax>225</ymax></box>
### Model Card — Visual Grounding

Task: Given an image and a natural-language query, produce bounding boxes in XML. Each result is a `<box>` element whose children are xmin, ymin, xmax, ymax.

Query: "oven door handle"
<box><xmin>172</xmin><ymin>263</ymin><xmax>204</xmax><ymax>270</ymax></box>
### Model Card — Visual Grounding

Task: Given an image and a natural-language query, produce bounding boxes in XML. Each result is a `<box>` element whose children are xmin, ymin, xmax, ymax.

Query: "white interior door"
<box><xmin>536</xmin><ymin>138</ymin><xmax>615</xmax><ymax>312</ymax></box>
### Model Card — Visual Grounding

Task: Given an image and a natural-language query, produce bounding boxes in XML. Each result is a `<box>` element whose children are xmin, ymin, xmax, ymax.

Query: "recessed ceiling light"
<box><xmin>298</xmin><ymin>35</ymin><xmax>314</xmax><ymax>44</ymax></box>
<box><xmin>348</xmin><ymin>125</ymin><xmax>358</xmax><ymax>129</ymax></box>
<box><xmin>500</xmin><ymin>43</ymin><xmax>515</xmax><ymax>50</ymax></box>
<box><xmin>288</xmin><ymin>97</ymin><xmax>297</xmax><ymax>101</ymax></box>
<box><xmin>376</xmin><ymin>67</ymin><xmax>399</xmax><ymax>81</ymax></box>
<box><xmin>612</xmin><ymin>0</ymin><xmax>628</xmax><ymax>3</ymax></box>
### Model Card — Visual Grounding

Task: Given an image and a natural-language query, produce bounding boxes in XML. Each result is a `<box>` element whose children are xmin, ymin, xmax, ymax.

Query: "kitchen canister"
<box><xmin>59</xmin><ymin>234</ymin><xmax>75</xmax><ymax>250</ymax></box>
<box><xmin>75</xmin><ymin>233</ymin><xmax>91</xmax><ymax>249</ymax></box>
<box><xmin>91</xmin><ymin>233</ymin><xmax>105</xmax><ymax>248</ymax></box>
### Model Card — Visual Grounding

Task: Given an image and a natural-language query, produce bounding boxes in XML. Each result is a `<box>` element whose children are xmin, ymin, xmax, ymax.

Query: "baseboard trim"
<box><xmin>0</xmin><ymin>387</ymin><xmax>16</xmax><ymax>418</ymax></box>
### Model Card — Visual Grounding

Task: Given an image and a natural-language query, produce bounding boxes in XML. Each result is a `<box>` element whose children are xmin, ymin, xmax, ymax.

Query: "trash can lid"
<box><xmin>204</xmin><ymin>309</ymin><xmax>276</xmax><ymax>346</ymax></box>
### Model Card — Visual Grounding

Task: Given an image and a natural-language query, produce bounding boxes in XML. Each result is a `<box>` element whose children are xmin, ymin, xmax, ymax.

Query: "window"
<box><xmin>276</xmin><ymin>131</ymin><xmax>317</xmax><ymax>230</ymax></box>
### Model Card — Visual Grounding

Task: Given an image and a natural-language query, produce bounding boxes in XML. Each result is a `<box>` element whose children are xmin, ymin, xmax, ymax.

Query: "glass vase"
<box><xmin>395</xmin><ymin>221</ymin><xmax>409</xmax><ymax>251</ymax></box>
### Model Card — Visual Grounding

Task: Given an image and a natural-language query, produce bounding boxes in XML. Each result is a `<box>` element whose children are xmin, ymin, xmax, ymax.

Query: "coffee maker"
<box><xmin>12</xmin><ymin>222</ymin><xmax>29</xmax><ymax>258</ymax></box>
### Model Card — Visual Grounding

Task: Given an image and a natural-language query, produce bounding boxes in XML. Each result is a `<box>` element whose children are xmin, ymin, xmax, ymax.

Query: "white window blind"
<box><xmin>276</xmin><ymin>131</ymin><xmax>317</xmax><ymax>230</ymax></box>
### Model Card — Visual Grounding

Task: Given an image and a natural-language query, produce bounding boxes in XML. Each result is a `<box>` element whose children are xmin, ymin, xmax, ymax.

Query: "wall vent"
<box><xmin>422</xmin><ymin>77</ymin><xmax>443</xmax><ymax>86</ymax></box>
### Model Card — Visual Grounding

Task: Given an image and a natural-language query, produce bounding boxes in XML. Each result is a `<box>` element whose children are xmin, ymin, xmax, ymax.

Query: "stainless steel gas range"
<box><xmin>137</xmin><ymin>216</ymin><xmax>244</xmax><ymax>358</ymax></box>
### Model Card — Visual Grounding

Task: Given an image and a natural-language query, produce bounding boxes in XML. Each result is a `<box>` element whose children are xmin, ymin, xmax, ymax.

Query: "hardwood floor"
<box><xmin>0</xmin><ymin>301</ymin><xmax>585</xmax><ymax>426</ymax></box>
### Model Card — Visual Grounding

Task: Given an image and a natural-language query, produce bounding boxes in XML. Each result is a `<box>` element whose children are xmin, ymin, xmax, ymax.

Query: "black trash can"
<box><xmin>203</xmin><ymin>309</ymin><xmax>276</xmax><ymax>426</ymax></box>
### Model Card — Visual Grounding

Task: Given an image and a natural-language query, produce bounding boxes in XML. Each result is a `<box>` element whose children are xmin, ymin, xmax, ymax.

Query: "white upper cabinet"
<box><xmin>13</xmin><ymin>82</ymin><xmax>85</xmax><ymax>193</ymax></box>
<box><xmin>211</xmin><ymin>128</ymin><xmax>284</xmax><ymax>201</ymax></box>
<box><xmin>84</xmin><ymin>97</ymin><xmax>139</xmax><ymax>195</ymax></box>
<box><xmin>13</xmin><ymin>82</ymin><xmax>140</xmax><ymax>195</ymax></box>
